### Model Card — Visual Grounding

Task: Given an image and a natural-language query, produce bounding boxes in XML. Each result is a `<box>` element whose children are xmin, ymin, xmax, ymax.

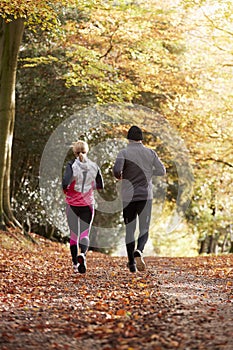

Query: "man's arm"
<box><xmin>152</xmin><ymin>151</ymin><xmax>166</xmax><ymax>176</ymax></box>
<box><xmin>113</xmin><ymin>151</ymin><xmax>125</xmax><ymax>179</ymax></box>
<box><xmin>95</xmin><ymin>168</ymin><xmax>104</xmax><ymax>190</ymax></box>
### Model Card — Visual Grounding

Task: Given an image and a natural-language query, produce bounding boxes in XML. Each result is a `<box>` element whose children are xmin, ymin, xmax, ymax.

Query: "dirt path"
<box><xmin>0</xmin><ymin>231</ymin><xmax>233</xmax><ymax>350</ymax></box>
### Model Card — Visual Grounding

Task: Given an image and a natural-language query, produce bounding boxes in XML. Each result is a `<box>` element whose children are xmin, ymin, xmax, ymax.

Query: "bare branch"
<box><xmin>222</xmin><ymin>63</ymin><xmax>233</xmax><ymax>67</ymax></box>
<box><xmin>201</xmin><ymin>158</ymin><xmax>233</xmax><ymax>168</ymax></box>
<box><xmin>202</xmin><ymin>10</ymin><xmax>233</xmax><ymax>37</ymax></box>
<box><xmin>99</xmin><ymin>24</ymin><xmax>120</xmax><ymax>60</ymax></box>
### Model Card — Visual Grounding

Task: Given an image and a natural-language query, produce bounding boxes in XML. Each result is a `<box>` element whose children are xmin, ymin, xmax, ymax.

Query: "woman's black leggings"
<box><xmin>66</xmin><ymin>204</ymin><xmax>94</xmax><ymax>265</ymax></box>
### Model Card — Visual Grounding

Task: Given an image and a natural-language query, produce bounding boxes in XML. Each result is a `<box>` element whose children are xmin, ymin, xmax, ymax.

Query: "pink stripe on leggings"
<box><xmin>80</xmin><ymin>229</ymin><xmax>89</xmax><ymax>240</ymax></box>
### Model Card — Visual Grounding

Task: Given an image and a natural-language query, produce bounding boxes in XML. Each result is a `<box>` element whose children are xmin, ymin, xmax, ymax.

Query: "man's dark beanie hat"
<box><xmin>127</xmin><ymin>126</ymin><xmax>143</xmax><ymax>141</ymax></box>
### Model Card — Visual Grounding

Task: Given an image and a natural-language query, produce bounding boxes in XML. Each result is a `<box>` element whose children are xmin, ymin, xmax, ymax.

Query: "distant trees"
<box><xmin>179</xmin><ymin>0</ymin><xmax>233</xmax><ymax>253</ymax></box>
<box><xmin>12</xmin><ymin>0</ymin><xmax>190</xmax><ymax>239</ymax></box>
<box><xmin>0</xmin><ymin>0</ymin><xmax>232</xmax><ymax>254</ymax></box>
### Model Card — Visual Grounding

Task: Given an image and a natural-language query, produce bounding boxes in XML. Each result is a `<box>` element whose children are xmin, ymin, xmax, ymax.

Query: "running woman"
<box><xmin>62</xmin><ymin>140</ymin><xmax>104</xmax><ymax>274</ymax></box>
<box><xmin>113</xmin><ymin>126</ymin><xmax>166</xmax><ymax>273</ymax></box>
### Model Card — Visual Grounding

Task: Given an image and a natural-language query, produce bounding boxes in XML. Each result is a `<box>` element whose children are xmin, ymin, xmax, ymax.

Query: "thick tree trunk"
<box><xmin>4</xmin><ymin>130</ymin><xmax>22</xmax><ymax>228</ymax></box>
<box><xmin>0</xmin><ymin>18</ymin><xmax>24</xmax><ymax>229</ymax></box>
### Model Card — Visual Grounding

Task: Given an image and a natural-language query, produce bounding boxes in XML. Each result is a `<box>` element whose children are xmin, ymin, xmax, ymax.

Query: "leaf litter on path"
<box><xmin>0</xmin><ymin>231</ymin><xmax>232</xmax><ymax>350</ymax></box>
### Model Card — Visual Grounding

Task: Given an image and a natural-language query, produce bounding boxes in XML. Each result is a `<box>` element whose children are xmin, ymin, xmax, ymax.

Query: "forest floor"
<box><xmin>0</xmin><ymin>229</ymin><xmax>233</xmax><ymax>350</ymax></box>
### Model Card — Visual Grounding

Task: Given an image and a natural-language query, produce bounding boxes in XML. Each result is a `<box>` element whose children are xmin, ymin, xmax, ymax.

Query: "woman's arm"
<box><xmin>62</xmin><ymin>161</ymin><xmax>73</xmax><ymax>190</ymax></box>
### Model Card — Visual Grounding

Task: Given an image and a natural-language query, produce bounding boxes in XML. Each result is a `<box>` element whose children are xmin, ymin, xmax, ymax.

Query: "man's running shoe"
<box><xmin>77</xmin><ymin>253</ymin><xmax>87</xmax><ymax>274</ymax></box>
<box><xmin>127</xmin><ymin>262</ymin><xmax>137</xmax><ymax>273</ymax></box>
<box><xmin>134</xmin><ymin>249</ymin><xmax>146</xmax><ymax>271</ymax></box>
<box><xmin>73</xmin><ymin>264</ymin><xmax>79</xmax><ymax>274</ymax></box>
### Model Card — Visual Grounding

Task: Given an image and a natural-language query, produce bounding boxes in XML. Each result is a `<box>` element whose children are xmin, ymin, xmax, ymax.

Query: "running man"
<box><xmin>113</xmin><ymin>126</ymin><xmax>166</xmax><ymax>273</ymax></box>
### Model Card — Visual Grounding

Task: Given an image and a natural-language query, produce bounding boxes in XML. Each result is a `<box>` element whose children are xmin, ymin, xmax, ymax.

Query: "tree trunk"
<box><xmin>207</xmin><ymin>235</ymin><xmax>217</xmax><ymax>254</ymax></box>
<box><xmin>0</xmin><ymin>18</ymin><xmax>24</xmax><ymax>229</ymax></box>
<box><xmin>4</xmin><ymin>130</ymin><xmax>22</xmax><ymax>229</ymax></box>
<box><xmin>230</xmin><ymin>225</ymin><xmax>233</xmax><ymax>253</ymax></box>
<box><xmin>199</xmin><ymin>235</ymin><xmax>209</xmax><ymax>254</ymax></box>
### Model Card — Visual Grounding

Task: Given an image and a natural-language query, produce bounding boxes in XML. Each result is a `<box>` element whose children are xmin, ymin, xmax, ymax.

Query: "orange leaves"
<box><xmin>116</xmin><ymin>308</ymin><xmax>128</xmax><ymax>317</ymax></box>
<box><xmin>1</xmin><ymin>231</ymin><xmax>233</xmax><ymax>349</ymax></box>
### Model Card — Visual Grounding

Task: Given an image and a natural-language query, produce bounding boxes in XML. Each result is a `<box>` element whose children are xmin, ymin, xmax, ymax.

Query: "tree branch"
<box><xmin>99</xmin><ymin>24</ymin><xmax>120</xmax><ymax>60</ymax></box>
<box><xmin>202</xmin><ymin>10</ymin><xmax>233</xmax><ymax>37</ymax></box>
<box><xmin>201</xmin><ymin>158</ymin><xmax>233</xmax><ymax>168</ymax></box>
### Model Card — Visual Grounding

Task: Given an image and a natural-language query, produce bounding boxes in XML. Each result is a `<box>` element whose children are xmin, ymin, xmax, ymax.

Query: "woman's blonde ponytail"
<box><xmin>72</xmin><ymin>140</ymin><xmax>89</xmax><ymax>162</ymax></box>
<box><xmin>78</xmin><ymin>152</ymin><xmax>84</xmax><ymax>162</ymax></box>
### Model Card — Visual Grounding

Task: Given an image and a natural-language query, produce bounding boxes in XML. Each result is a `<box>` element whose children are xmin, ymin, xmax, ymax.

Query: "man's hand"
<box><xmin>115</xmin><ymin>171</ymin><xmax>123</xmax><ymax>180</ymax></box>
